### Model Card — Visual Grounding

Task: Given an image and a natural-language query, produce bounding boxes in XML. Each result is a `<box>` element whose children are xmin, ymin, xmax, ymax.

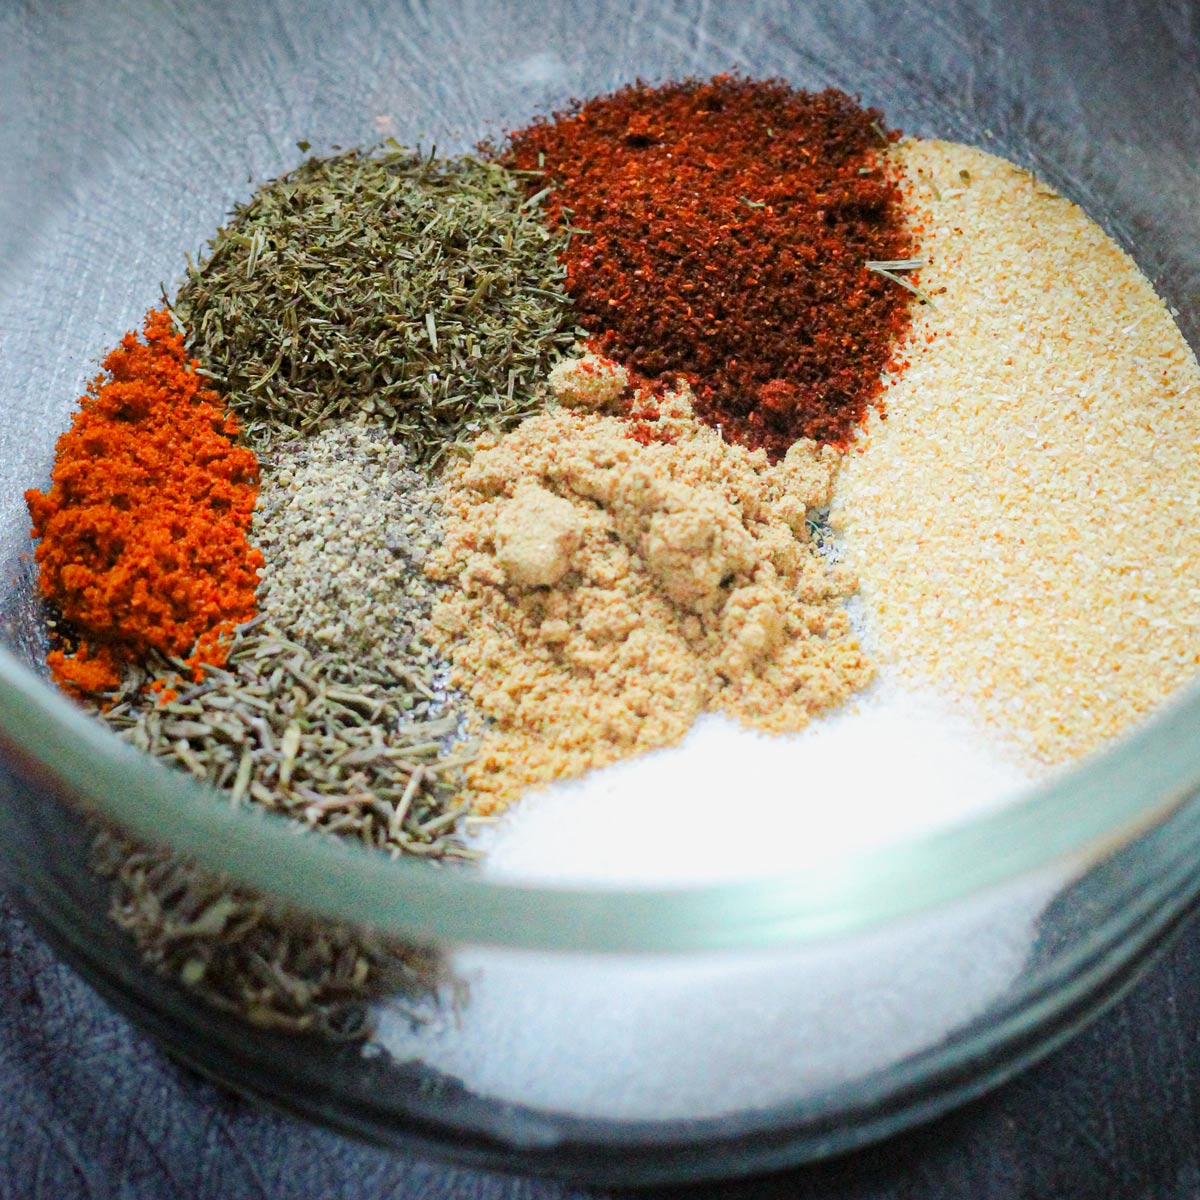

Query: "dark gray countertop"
<box><xmin>2</xmin><ymin>886</ymin><xmax>1198</xmax><ymax>1200</ymax></box>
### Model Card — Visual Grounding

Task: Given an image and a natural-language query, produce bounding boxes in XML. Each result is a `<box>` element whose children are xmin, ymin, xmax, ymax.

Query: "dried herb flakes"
<box><xmin>172</xmin><ymin>146</ymin><xmax>578</xmax><ymax>465</ymax></box>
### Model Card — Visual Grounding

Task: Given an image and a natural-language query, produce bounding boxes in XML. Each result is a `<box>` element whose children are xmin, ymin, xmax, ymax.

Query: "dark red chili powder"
<box><xmin>505</xmin><ymin>75</ymin><xmax>915</xmax><ymax>457</ymax></box>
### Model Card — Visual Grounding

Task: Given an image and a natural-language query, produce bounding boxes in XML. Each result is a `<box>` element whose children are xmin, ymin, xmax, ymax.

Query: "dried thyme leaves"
<box><xmin>100</xmin><ymin>621</ymin><xmax>475</xmax><ymax>861</ymax></box>
<box><xmin>91</xmin><ymin>827</ymin><xmax>444</xmax><ymax>1039</ymax></box>
<box><xmin>172</xmin><ymin>147</ymin><xmax>579</xmax><ymax>464</ymax></box>
<box><xmin>89</xmin><ymin>612</ymin><xmax>473</xmax><ymax>1035</ymax></box>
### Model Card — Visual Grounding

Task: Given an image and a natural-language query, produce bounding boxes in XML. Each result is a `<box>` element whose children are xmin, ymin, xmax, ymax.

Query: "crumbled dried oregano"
<box><xmin>252</xmin><ymin>423</ymin><xmax>448</xmax><ymax>672</ymax></box>
<box><xmin>171</xmin><ymin>146</ymin><xmax>579</xmax><ymax>464</ymax></box>
<box><xmin>90</xmin><ymin>826</ymin><xmax>445</xmax><ymax>1039</ymax></box>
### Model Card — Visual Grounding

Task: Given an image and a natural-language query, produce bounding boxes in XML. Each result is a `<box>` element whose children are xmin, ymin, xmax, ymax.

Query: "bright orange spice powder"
<box><xmin>25</xmin><ymin>310</ymin><xmax>263</xmax><ymax>696</ymax></box>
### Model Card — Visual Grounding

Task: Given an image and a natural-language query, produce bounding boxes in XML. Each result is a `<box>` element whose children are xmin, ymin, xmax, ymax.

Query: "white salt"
<box><xmin>473</xmin><ymin>680</ymin><xmax>1032</xmax><ymax>885</ymax></box>
<box><xmin>375</xmin><ymin>679</ymin><xmax>1059</xmax><ymax>1120</ymax></box>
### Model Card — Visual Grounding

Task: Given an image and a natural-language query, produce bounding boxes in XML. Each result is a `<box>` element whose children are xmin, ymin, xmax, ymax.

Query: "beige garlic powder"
<box><xmin>832</xmin><ymin>138</ymin><xmax>1200</xmax><ymax>766</ymax></box>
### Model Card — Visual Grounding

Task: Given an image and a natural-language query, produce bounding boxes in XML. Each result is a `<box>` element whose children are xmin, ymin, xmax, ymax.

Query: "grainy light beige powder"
<box><xmin>832</xmin><ymin>139</ymin><xmax>1200</xmax><ymax>765</ymax></box>
<box><xmin>429</xmin><ymin>371</ymin><xmax>871</xmax><ymax>811</ymax></box>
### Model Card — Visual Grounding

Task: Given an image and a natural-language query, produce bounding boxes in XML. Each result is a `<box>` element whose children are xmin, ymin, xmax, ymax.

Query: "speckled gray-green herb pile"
<box><xmin>172</xmin><ymin>147</ymin><xmax>579</xmax><ymax>464</ymax></box>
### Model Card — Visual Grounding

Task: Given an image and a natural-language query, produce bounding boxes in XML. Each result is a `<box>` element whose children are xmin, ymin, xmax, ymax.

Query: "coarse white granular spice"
<box><xmin>832</xmin><ymin>139</ymin><xmax>1200</xmax><ymax>766</ymax></box>
<box><xmin>376</xmin><ymin>686</ymin><xmax>1052</xmax><ymax>1119</ymax></box>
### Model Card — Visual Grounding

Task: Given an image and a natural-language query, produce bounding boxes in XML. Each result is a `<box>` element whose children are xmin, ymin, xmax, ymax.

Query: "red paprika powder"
<box><xmin>25</xmin><ymin>310</ymin><xmax>263</xmax><ymax>697</ymax></box>
<box><xmin>506</xmin><ymin>75</ymin><xmax>914</xmax><ymax>457</ymax></box>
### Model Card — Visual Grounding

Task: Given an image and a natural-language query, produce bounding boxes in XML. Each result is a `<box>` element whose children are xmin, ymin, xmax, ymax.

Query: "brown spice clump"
<box><xmin>429</xmin><ymin>370</ymin><xmax>871</xmax><ymax>812</ymax></box>
<box><xmin>547</xmin><ymin>352</ymin><xmax>629</xmax><ymax>410</ymax></box>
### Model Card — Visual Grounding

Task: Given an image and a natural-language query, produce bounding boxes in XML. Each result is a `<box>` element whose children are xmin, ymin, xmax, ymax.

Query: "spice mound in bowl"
<box><xmin>20</xmin><ymin>76</ymin><xmax>1200</xmax><ymax>1096</ymax></box>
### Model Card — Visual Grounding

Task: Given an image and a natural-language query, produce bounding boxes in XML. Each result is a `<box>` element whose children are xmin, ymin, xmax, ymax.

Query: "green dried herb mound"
<box><xmin>173</xmin><ymin>146</ymin><xmax>578</xmax><ymax>464</ymax></box>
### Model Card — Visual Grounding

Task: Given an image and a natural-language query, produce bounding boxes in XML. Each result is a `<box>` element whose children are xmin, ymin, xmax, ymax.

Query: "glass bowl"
<box><xmin>2</xmin><ymin>0</ymin><xmax>1199</xmax><ymax>1185</ymax></box>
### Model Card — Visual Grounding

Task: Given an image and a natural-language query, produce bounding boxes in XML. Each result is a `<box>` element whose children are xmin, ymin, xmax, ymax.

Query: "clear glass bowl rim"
<box><xmin>3</xmin><ymin>640</ymin><xmax>1199</xmax><ymax>953</ymax></box>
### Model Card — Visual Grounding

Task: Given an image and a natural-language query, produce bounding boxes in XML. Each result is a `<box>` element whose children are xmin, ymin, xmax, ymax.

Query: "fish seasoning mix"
<box><xmin>22</xmin><ymin>76</ymin><xmax>1200</xmax><ymax>1035</ymax></box>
